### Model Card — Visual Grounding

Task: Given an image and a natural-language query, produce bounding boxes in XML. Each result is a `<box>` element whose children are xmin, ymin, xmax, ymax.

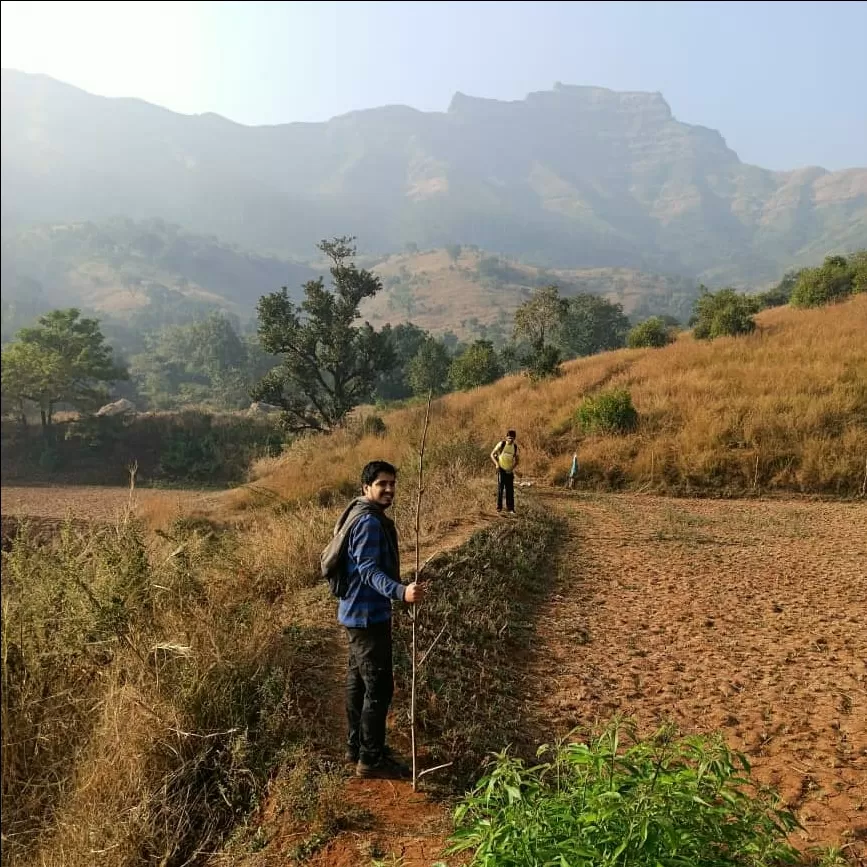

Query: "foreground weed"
<box><xmin>448</xmin><ymin>720</ymin><xmax>803</xmax><ymax>866</ymax></box>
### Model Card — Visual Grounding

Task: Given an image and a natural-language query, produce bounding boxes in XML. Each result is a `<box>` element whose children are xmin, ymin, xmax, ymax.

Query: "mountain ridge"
<box><xmin>2</xmin><ymin>68</ymin><xmax>865</xmax><ymax>284</ymax></box>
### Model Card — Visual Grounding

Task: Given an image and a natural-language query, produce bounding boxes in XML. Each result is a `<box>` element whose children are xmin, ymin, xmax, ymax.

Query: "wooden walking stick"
<box><xmin>411</xmin><ymin>390</ymin><xmax>433</xmax><ymax>791</ymax></box>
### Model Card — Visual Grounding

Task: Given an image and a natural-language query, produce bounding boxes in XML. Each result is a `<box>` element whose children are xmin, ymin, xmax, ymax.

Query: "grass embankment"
<box><xmin>0</xmin><ymin>514</ymin><xmax>345</xmax><ymax>866</ymax></box>
<box><xmin>226</xmin><ymin>295</ymin><xmax>866</xmax><ymax>513</ymax></box>
<box><xmin>393</xmin><ymin>505</ymin><xmax>565</xmax><ymax>791</ymax></box>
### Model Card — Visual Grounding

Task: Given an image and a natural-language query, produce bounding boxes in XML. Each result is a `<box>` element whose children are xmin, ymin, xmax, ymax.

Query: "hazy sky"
<box><xmin>2</xmin><ymin>0</ymin><xmax>865</xmax><ymax>171</ymax></box>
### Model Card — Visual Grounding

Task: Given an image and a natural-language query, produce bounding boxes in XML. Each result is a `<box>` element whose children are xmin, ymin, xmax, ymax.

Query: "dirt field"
<box><xmin>528</xmin><ymin>491</ymin><xmax>867</xmax><ymax>860</ymax></box>
<box><xmin>3</xmin><ymin>484</ymin><xmax>865</xmax><ymax>863</ymax></box>
<box><xmin>1</xmin><ymin>484</ymin><xmax>220</xmax><ymax>523</ymax></box>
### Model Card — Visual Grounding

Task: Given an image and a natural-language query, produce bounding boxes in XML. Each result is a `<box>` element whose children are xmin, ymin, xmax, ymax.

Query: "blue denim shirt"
<box><xmin>337</xmin><ymin>513</ymin><xmax>405</xmax><ymax>628</ymax></box>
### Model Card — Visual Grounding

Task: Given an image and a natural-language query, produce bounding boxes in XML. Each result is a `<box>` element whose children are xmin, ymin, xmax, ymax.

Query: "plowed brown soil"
<box><xmin>1</xmin><ymin>484</ymin><xmax>218</xmax><ymax>522</ymax></box>
<box><xmin>527</xmin><ymin>491</ymin><xmax>867</xmax><ymax>861</ymax></box>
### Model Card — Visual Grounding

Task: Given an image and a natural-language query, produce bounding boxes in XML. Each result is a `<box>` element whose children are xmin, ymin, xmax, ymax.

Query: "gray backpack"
<box><xmin>320</xmin><ymin>499</ymin><xmax>381</xmax><ymax>598</ymax></box>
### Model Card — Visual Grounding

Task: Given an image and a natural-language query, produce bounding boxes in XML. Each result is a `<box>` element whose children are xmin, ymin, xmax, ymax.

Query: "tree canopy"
<box><xmin>449</xmin><ymin>339</ymin><xmax>503</xmax><ymax>390</ymax></box>
<box><xmin>253</xmin><ymin>237</ymin><xmax>393</xmax><ymax>431</ymax></box>
<box><xmin>1</xmin><ymin>308</ymin><xmax>126</xmax><ymax>426</ymax></box>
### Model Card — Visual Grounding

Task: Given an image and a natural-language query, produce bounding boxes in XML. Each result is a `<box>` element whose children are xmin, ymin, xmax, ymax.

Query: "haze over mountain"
<box><xmin>2</xmin><ymin>68</ymin><xmax>865</xmax><ymax>287</ymax></box>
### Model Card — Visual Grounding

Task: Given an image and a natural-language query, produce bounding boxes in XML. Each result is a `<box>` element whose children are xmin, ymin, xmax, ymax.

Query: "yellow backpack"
<box><xmin>497</xmin><ymin>441</ymin><xmax>517</xmax><ymax>471</ymax></box>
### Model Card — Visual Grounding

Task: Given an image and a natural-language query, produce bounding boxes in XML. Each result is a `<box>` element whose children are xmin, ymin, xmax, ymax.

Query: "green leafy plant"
<box><xmin>627</xmin><ymin>316</ymin><xmax>676</xmax><ymax>348</ymax></box>
<box><xmin>576</xmin><ymin>389</ymin><xmax>638</xmax><ymax>434</ymax></box>
<box><xmin>449</xmin><ymin>339</ymin><xmax>503</xmax><ymax>390</ymax></box>
<box><xmin>789</xmin><ymin>254</ymin><xmax>859</xmax><ymax>308</ymax></box>
<box><xmin>447</xmin><ymin>720</ymin><xmax>803</xmax><ymax>866</ymax></box>
<box><xmin>691</xmin><ymin>288</ymin><xmax>758</xmax><ymax>339</ymax></box>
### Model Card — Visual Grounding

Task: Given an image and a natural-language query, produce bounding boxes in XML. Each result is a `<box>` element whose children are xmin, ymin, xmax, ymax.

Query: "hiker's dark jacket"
<box><xmin>337</xmin><ymin>498</ymin><xmax>404</xmax><ymax>628</ymax></box>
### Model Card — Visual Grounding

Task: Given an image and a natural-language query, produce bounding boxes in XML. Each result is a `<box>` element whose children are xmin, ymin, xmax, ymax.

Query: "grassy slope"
<box><xmin>241</xmin><ymin>294</ymin><xmax>867</xmax><ymax>507</ymax></box>
<box><xmin>361</xmin><ymin>248</ymin><xmax>696</xmax><ymax>336</ymax></box>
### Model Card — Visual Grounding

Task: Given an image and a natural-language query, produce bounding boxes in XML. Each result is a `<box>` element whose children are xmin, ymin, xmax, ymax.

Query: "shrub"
<box><xmin>155</xmin><ymin>412</ymin><xmax>282</xmax><ymax>483</ymax></box>
<box><xmin>790</xmin><ymin>255</ymin><xmax>857</xmax><ymax>308</ymax></box>
<box><xmin>692</xmin><ymin>288</ymin><xmax>758</xmax><ymax>340</ymax></box>
<box><xmin>525</xmin><ymin>343</ymin><xmax>562</xmax><ymax>382</ymax></box>
<box><xmin>576</xmin><ymin>389</ymin><xmax>638</xmax><ymax>434</ymax></box>
<box><xmin>449</xmin><ymin>340</ymin><xmax>503</xmax><ymax>390</ymax></box>
<box><xmin>355</xmin><ymin>413</ymin><xmax>387</xmax><ymax>438</ymax></box>
<box><xmin>447</xmin><ymin>720</ymin><xmax>802</xmax><ymax>866</ymax></box>
<box><xmin>755</xmin><ymin>270</ymin><xmax>799</xmax><ymax>309</ymax></box>
<box><xmin>627</xmin><ymin>316</ymin><xmax>675</xmax><ymax>348</ymax></box>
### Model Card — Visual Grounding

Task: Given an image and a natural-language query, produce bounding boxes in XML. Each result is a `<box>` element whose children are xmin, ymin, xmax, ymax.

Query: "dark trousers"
<box><xmin>497</xmin><ymin>469</ymin><xmax>515</xmax><ymax>512</ymax></box>
<box><xmin>345</xmin><ymin>620</ymin><xmax>394</xmax><ymax>765</ymax></box>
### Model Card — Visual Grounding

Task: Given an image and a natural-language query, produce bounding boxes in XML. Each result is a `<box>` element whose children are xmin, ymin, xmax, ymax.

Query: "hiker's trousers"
<box><xmin>497</xmin><ymin>469</ymin><xmax>515</xmax><ymax>512</ymax></box>
<box><xmin>345</xmin><ymin>620</ymin><xmax>394</xmax><ymax>764</ymax></box>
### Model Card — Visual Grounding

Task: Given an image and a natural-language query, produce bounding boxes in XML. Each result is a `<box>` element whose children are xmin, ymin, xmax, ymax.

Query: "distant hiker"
<box><xmin>334</xmin><ymin>460</ymin><xmax>424</xmax><ymax>779</ymax></box>
<box><xmin>567</xmin><ymin>451</ymin><xmax>579</xmax><ymax>489</ymax></box>
<box><xmin>491</xmin><ymin>430</ymin><xmax>519</xmax><ymax>514</ymax></box>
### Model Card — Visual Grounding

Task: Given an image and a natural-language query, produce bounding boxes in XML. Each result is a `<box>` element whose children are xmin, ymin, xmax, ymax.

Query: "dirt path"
<box><xmin>526</xmin><ymin>491</ymin><xmax>867</xmax><ymax>859</ymax></box>
<box><xmin>262</xmin><ymin>517</ymin><xmax>494</xmax><ymax>867</ymax></box>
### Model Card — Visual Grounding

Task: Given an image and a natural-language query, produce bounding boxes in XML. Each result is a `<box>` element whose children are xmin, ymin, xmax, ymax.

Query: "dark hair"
<box><xmin>506</xmin><ymin>430</ymin><xmax>516</xmax><ymax>438</ymax></box>
<box><xmin>361</xmin><ymin>460</ymin><xmax>397</xmax><ymax>487</ymax></box>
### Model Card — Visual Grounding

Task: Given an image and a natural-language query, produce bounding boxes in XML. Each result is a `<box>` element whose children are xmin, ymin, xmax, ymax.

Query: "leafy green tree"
<box><xmin>851</xmin><ymin>250</ymin><xmax>867</xmax><ymax>293</ymax></box>
<box><xmin>449</xmin><ymin>340</ymin><xmax>503</xmax><ymax>390</ymax></box>
<box><xmin>1</xmin><ymin>308</ymin><xmax>126</xmax><ymax>427</ymax></box>
<box><xmin>756</xmin><ymin>269</ymin><xmax>800</xmax><ymax>309</ymax></box>
<box><xmin>445</xmin><ymin>243</ymin><xmax>462</xmax><ymax>262</ymax></box>
<box><xmin>691</xmin><ymin>288</ymin><xmax>758</xmax><ymax>340</ymax></box>
<box><xmin>525</xmin><ymin>342</ymin><xmax>562</xmax><ymax>381</ymax></box>
<box><xmin>407</xmin><ymin>338</ymin><xmax>451</xmax><ymax>396</ymax></box>
<box><xmin>514</xmin><ymin>285</ymin><xmax>568</xmax><ymax>380</ymax></box>
<box><xmin>513</xmin><ymin>285</ymin><xmax>567</xmax><ymax>348</ymax></box>
<box><xmin>440</xmin><ymin>330</ymin><xmax>461</xmax><ymax>353</ymax></box>
<box><xmin>558</xmin><ymin>293</ymin><xmax>630</xmax><ymax>358</ymax></box>
<box><xmin>129</xmin><ymin>312</ymin><xmax>260</xmax><ymax>410</ymax></box>
<box><xmin>790</xmin><ymin>254</ymin><xmax>857</xmax><ymax>307</ymax></box>
<box><xmin>627</xmin><ymin>316</ymin><xmax>675</xmax><ymax>349</ymax></box>
<box><xmin>253</xmin><ymin>237</ymin><xmax>393</xmax><ymax>431</ymax></box>
<box><xmin>499</xmin><ymin>342</ymin><xmax>524</xmax><ymax>375</ymax></box>
<box><xmin>374</xmin><ymin>322</ymin><xmax>430</xmax><ymax>401</ymax></box>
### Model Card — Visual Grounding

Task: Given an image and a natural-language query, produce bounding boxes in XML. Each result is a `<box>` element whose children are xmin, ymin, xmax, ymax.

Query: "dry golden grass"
<box><xmin>236</xmin><ymin>294</ymin><xmax>866</xmax><ymax>508</ymax></box>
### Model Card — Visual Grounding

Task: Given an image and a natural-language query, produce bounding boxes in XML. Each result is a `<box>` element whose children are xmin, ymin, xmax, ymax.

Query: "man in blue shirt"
<box><xmin>339</xmin><ymin>460</ymin><xmax>424</xmax><ymax>778</ymax></box>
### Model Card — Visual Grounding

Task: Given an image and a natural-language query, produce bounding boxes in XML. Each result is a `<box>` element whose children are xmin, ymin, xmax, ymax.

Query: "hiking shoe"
<box><xmin>356</xmin><ymin>753</ymin><xmax>411</xmax><ymax>780</ymax></box>
<box><xmin>345</xmin><ymin>747</ymin><xmax>359</xmax><ymax>764</ymax></box>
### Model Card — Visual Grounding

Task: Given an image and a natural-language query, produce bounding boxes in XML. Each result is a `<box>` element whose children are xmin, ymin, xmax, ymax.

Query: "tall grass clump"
<box><xmin>447</xmin><ymin>720</ymin><xmax>803</xmax><ymax>867</ymax></box>
<box><xmin>0</xmin><ymin>514</ymin><xmax>328</xmax><ymax>866</ymax></box>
